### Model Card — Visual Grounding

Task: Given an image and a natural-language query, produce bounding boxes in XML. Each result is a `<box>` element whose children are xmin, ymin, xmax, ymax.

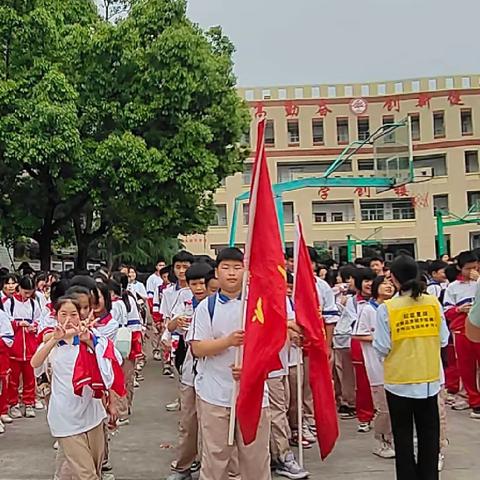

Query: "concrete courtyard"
<box><xmin>1</xmin><ymin>360</ymin><xmax>480</xmax><ymax>480</ymax></box>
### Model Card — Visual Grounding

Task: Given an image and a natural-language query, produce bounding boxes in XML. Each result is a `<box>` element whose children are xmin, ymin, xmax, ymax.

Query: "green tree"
<box><xmin>0</xmin><ymin>0</ymin><xmax>249</xmax><ymax>270</ymax></box>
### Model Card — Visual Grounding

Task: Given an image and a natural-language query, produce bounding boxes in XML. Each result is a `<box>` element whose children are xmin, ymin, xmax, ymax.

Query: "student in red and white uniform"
<box><xmin>31</xmin><ymin>296</ymin><xmax>123</xmax><ymax>480</ymax></box>
<box><xmin>151</xmin><ymin>265</ymin><xmax>173</xmax><ymax>361</ymax></box>
<box><xmin>35</xmin><ymin>272</ymin><xmax>49</xmax><ymax>311</ymax></box>
<box><xmin>5</xmin><ymin>276</ymin><xmax>42</xmax><ymax>419</ymax></box>
<box><xmin>444</xmin><ymin>251</ymin><xmax>480</xmax><ymax>417</ymax></box>
<box><xmin>0</xmin><ymin>308</ymin><xmax>14</xmax><ymax>433</ymax></box>
<box><xmin>146</xmin><ymin>259</ymin><xmax>166</xmax><ymax>312</ymax></box>
<box><xmin>348</xmin><ymin>268</ymin><xmax>376</xmax><ymax>432</ymax></box>
<box><xmin>353</xmin><ymin>275</ymin><xmax>395</xmax><ymax>458</ymax></box>
<box><xmin>159</xmin><ymin>251</ymin><xmax>194</xmax><ymax>375</ymax></box>
<box><xmin>92</xmin><ymin>283</ymin><xmax>119</xmax><ymax>343</ymax></box>
<box><xmin>0</xmin><ymin>274</ymin><xmax>18</xmax><ymax>305</ymax></box>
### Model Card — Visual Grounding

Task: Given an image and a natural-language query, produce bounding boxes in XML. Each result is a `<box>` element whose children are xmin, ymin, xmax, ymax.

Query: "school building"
<box><xmin>183</xmin><ymin>74</ymin><xmax>480</xmax><ymax>262</ymax></box>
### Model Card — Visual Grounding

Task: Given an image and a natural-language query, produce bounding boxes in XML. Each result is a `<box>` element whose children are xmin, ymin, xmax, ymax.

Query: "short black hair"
<box><xmin>205</xmin><ymin>271</ymin><xmax>218</xmax><ymax>287</ymax></box>
<box><xmin>94</xmin><ymin>282</ymin><xmax>112</xmax><ymax>313</ymax></box>
<box><xmin>172</xmin><ymin>250</ymin><xmax>195</xmax><ymax>266</ymax></box>
<box><xmin>286</xmin><ymin>271</ymin><xmax>294</xmax><ymax>285</ymax></box>
<box><xmin>285</xmin><ymin>247</ymin><xmax>294</xmax><ymax>260</ymax></box>
<box><xmin>216</xmin><ymin>247</ymin><xmax>244</xmax><ymax>266</ymax></box>
<box><xmin>353</xmin><ymin>268</ymin><xmax>376</xmax><ymax>291</ymax></box>
<box><xmin>307</xmin><ymin>246</ymin><xmax>318</xmax><ymax>263</ymax></box>
<box><xmin>159</xmin><ymin>265</ymin><xmax>171</xmax><ymax>276</ymax></box>
<box><xmin>339</xmin><ymin>265</ymin><xmax>357</xmax><ymax>283</ymax></box>
<box><xmin>186</xmin><ymin>263</ymin><xmax>214</xmax><ymax>282</ymax></box>
<box><xmin>369</xmin><ymin>256</ymin><xmax>384</xmax><ymax>264</ymax></box>
<box><xmin>428</xmin><ymin>260</ymin><xmax>448</xmax><ymax>275</ymax></box>
<box><xmin>70</xmin><ymin>275</ymin><xmax>97</xmax><ymax>291</ymax></box>
<box><xmin>457</xmin><ymin>250</ymin><xmax>478</xmax><ymax>268</ymax></box>
<box><xmin>19</xmin><ymin>275</ymin><xmax>35</xmax><ymax>291</ymax></box>
<box><xmin>445</xmin><ymin>264</ymin><xmax>459</xmax><ymax>283</ymax></box>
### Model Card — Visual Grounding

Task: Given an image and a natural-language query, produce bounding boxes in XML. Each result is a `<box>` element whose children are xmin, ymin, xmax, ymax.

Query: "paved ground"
<box><xmin>1</xmin><ymin>360</ymin><xmax>480</xmax><ymax>480</ymax></box>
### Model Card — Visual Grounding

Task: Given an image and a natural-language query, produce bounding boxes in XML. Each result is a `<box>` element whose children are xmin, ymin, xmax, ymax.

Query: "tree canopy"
<box><xmin>0</xmin><ymin>0</ymin><xmax>249</xmax><ymax>269</ymax></box>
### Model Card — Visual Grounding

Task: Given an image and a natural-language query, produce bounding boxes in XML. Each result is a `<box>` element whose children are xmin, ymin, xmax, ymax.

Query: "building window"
<box><xmin>283</xmin><ymin>202</ymin><xmax>294</xmax><ymax>223</ymax></box>
<box><xmin>242</xmin><ymin>204</ymin><xmax>250</xmax><ymax>225</ymax></box>
<box><xmin>242</xmin><ymin>164</ymin><xmax>252</xmax><ymax>185</ymax></box>
<box><xmin>312</xmin><ymin>119</ymin><xmax>324</xmax><ymax>144</ymax></box>
<box><xmin>311</xmin><ymin>86</ymin><xmax>320</xmax><ymax>98</ymax></box>
<box><xmin>377</xmin><ymin>83</ymin><xmax>386</xmax><ymax>95</ymax></box>
<box><xmin>357</xmin><ymin>117</ymin><xmax>370</xmax><ymax>141</ymax></box>
<box><xmin>461</xmin><ymin>109</ymin><xmax>473</xmax><ymax>135</ymax></box>
<box><xmin>278</xmin><ymin>88</ymin><xmax>287</xmax><ymax>100</ymax></box>
<box><xmin>265</xmin><ymin>119</ymin><xmax>275</xmax><ymax>146</ymax></box>
<box><xmin>361</xmin><ymin>202</ymin><xmax>385</xmax><ymax>221</ymax></box>
<box><xmin>445</xmin><ymin>78</ymin><xmax>454</xmax><ymax>89</ymax></box>
<box><xmin>411</xmin><ymin>80</ymin><xmax>421</xmax><ymax>92</ymax></box>
<box><xmin>358</xmin><ymin>159</ymin><xmax>375</xmax><ymax>170</ymax></box>
<box><xmin>245</xmin><ymin>90</ymin><xmax>254</xmax><ymax>101</ymax></box>
<box><xmin>433</xmin><ymin>195</ymin><xmax>449</xmax><ymax>215</ymax></box>
<box><xmin>410</xmin><ymin>113</ymin><xmax>421</xmax><ymax>141</ymax></box>
<box><xmin>262</xmin><ymin>89</ymin><xmax>271</xmax><ymax>100</ymax></box>
<box><xmin>433</xmin><ymin>111</ymin><xmax>445</xmax><ymax>138</ymax></box>
<box><xmin>392</xmin><ymin>201</ymin><xmax>415</xmax><ymax>220</ymax></box>
<box><xmin>467</xmin><ymin>191</ymin><xmax>480</xmax><ymax>212</ymax></box>
<box><xmin>294</xmin><ymin>87</ymin><xmax>304</xmax><ymax>99</ymax></box>
<box><xmin>344</xmin><ymin>85</ymin><xmax>353</xmax><ymax>97</ymax></box>
<box><xmin>336</xmin><ymin>118</ymin><xmax>349</xmax><ymax>144</ymax></box>
<box><xmin>383</xmin><ymin>115</ymin><xmax>395</xmax><ymax>143</ymax></box>
<box><xmin>312</xmin><ymin>201</ymin><xmax>355</xmax><ymax>223</ymax></box>
<box><xmin>361</xmin><ymin>84</ymin><xmax>370</xmax><ymax>96</ymax></box>
<box><xmin>428</xmin><ymin>79</ymin><xmax>437</xmax><ymax>90</ymax></box>
<box><xmin>360</xmin><ymin>200</ymin><xmax>415</xmax><ymax>221</ymax></box>
<box><xmin>328</xmin><ymin>86</ymin><xmax>336</xmax><ymax>97</ymax></box>
<box><xmin>287</xmin><ymin>119</ymin><xmax>300</xmax><ymax>144</ymax></box>
<box><xmin>212</xmin><ymin>204</ymin><xmax>227</xmax><ymax>227</ymax></box>
<box><xmin>278</xmin><ymin>161</ymin><xmax>352</xmax><ymax>183</ymax></box>
<box><xmin>462</xmin><ymin>77</ymin><xmax>471</xmax><ymax>88</ymax></box>
<box><xmin>394</xmin><ymin>82</ymin><xmax>403</xmax><ymax>93</ymax></box>
<box><xmin>465</xmin><ymin>151</ymin><xmax>479</xmax><ymax>173</ymax></box>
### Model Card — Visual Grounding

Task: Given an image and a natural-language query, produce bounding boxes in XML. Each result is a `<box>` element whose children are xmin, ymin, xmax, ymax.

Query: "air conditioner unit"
<box><xmin>414</xmin><ymin>167</ymin><xmax>433</xmax><ymax>178</ymax></box>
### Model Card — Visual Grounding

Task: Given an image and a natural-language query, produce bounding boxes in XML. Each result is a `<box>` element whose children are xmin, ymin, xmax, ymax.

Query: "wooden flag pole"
<box><xmin>297</xmin><ymin>348</ymin><xmax>304</xmax><ymax>468</ymax></box>
<box><xmin>227</xmin><ymin>269</ymin><xmax>249</xmax><ymax>445</ymax></box>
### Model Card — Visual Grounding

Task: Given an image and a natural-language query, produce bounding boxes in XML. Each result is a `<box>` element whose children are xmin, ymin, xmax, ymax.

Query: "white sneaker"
<box><xmin>34</xmin><ymin>400</ymin><xmax>44</xmax><ymax>410</ymax></box>
<box><xmin>276</xmin><ymin>451</ymin><xmax>310</xmax><ymax>479</ymax></box>
<box><xmin>117</xmin><ymin>418</ymin><xmax>130</xmax><ymax>427</ymax></box>
<box><xmin>301</xmin><ymin>422</ymin><xmax>316</xmax><ymax>443</ymax></box>
<box><xmin>357</xmin><ymin>422</ymin><xmax>371</xmax><ymax>433</ymax></box>
<box><xmin>0</xmin><ymin>420</ymin><xmax>5</xmax><ymax>434</ymax></box>
<box><xmin>25</xmin><ymin>406</ymin><xmax>36</xmax><ymax>418</ymax></box>
<box><xmin>134</xmin><ymin>379</ymin><xmax>140</xmax><ymax>388</ymax></box>
<box><xmin>53</xmin><ymin>440</ymin><xmax>59</xmax><ymax>450</ymax></box>
<box><xmin>153</xmin><ymin>351</ymin><xmax>162</xmax><ymax>361</ymax></box>
<box><xmin>166</xmin><ymin>399</ymin><xmax>180</xmax><ymax>412</ymax></box>
<box><xmin>9</xmin><ymin>405</ymin><xmax>23</xmax><ymax>419</ymax></box>
<box><xmin>373</xmin><ymin>440</ymin><xmax>395</xmax><ymax>458</ymax></box>
<box><xmin>438</xmin><ymin>452</ymin><xmax>445</xmax><ymax>471</ymax></box>
<box><xmin>452</xmin><ymin>399</ymin><xmax>469</xmax><ymax>411</ymax></box>
<box><xmin>0</xmin><ymin>414</ymin><xmax>13</xmax><ymax>424</ymax></box>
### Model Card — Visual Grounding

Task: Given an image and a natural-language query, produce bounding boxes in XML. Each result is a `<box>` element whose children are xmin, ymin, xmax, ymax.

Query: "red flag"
<box><xmin>236</xmin><ymin>119</ymin><xmax>288</xmax><ymax>445</ymax></box>
<box><xmin>294</xmin><ymin>217</ymin><xmax>339</xmax><ymax>459</ymax></box>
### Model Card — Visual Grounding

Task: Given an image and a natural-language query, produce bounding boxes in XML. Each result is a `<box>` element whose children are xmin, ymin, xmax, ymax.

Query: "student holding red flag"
<box><xmin>293</xmin><ymin>217</ymin><xmax>339</xmax><ymax>460</ymax></box>
<box><xmin>235</xmin><ymin>118</ymin><xmax>288</xmax><ymax>446</ymax></box>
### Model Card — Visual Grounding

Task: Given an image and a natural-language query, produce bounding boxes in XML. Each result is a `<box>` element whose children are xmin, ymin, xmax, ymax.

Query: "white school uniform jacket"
<box><xmin>111</xmin><ymin>298</ymin><xmax>128</xmax><ymax>327</ymax></box>
<box><xmin>160</xmin><ymin>284</ymin><xmax>191</xmax><ymax>321</ymax></box>
<box><xmin>127</xmin><ymin>281</ymin><xmax>148</xmax><ymax>300</ymax></box>
<box><xmin>146</xmin><ymin>273</ymin><xmax>163</xmax><ymax>300</ymax></box>
<box><xmin>188</xmin><ymin>293</ymin><xmax>269</xmax><ymax>409</ymax></box>
<box><xmin>40</xmin><ymin>337</ymin><xmax>112</xmax><ymax>437</ymax></box>
<box><xmin>92</xmin><ymin>313</ymin><xmax>119</xmax><ymax>342</ymax></box>
<box><xmin>333</xmin><ymin>295</ymin><xmax>368</xmax><ymax>349</ymax></box>
<box><xmin>315</xmin><ymin>277</ymin><xmax>340</xmax><ymax>325</ymax></box>
<box><xmin>0</xmin><ymin>310</ymin><xmax>14</xmax><ymax>348</ymax></box>
<box><xmin>126</xmin><ymin>295</ymin><xmax>143</xmax><ymax>332</ymax></box>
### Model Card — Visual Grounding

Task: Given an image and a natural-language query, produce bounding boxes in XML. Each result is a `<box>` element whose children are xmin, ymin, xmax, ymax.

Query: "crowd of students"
<box><xmin>0</xmin><ymin>245</ymin><xmax>479</xmax><ymax>480</ymax></box>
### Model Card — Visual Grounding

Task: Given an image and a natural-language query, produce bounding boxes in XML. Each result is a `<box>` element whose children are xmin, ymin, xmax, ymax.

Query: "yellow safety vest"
<box><xmin>384</xmin><ymin>294</ymin><xmax>441</xmax><ymax>385</ymax></box>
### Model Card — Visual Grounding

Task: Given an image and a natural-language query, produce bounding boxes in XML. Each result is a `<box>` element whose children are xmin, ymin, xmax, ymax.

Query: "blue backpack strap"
<box><xmin>208</xmin><ymin>293</ymin><xmax>217</xmax><ymax>323</ymax></box>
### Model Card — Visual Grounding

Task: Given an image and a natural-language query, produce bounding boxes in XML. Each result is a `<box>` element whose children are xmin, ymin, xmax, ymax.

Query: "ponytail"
<box><xmin>399</xmin><ymin>278</ymin><xmax>425</xmax><ymax>300</ymax></box>
<box><xmin>390</xmin><ymin>255</ymin><xmax>425</xmax><ymax>301</ymax></box>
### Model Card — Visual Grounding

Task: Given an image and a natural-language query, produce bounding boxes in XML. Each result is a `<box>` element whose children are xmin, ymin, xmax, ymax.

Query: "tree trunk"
<box><xmin>38</xmin><ymin>230</ymin><xmax>53</xmax><ymax>272</ymax></box>
<box><xmin>76</xmin><ymin>239</ymin><xmax>89</xmax><ymax>271</ymax></box>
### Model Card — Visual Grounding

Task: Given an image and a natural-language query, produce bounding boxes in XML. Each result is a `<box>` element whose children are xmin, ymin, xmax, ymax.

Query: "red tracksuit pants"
<box><xmin>8</xmin><ymin>359</ymin><xmax>35</xmax><ymax>407</ymax></box>
<box><xmin>444</xmin><ymin>342</ymin><xmax>460</xmax><ymax>394</ymax></box>
<box><xmin>454</xmin><ymin>333</ymin><xmax>480</xmax><ymax>408</ymax></box>
<box><xmin>350</xmin><ymin>339</ymin><xmax>375</xmax><ymax>423</ymax></box>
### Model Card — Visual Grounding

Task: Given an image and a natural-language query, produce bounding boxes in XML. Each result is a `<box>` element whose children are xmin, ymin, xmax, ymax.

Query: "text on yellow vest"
<box><xmin>384</xmin><ymin>294</ymin><xmax>441</xmax><ymax>385</ymax></box>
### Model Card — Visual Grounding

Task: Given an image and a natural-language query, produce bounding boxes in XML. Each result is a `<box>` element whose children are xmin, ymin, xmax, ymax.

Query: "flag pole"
<box><xmin>228</xmin><ymin>269</ymin><xmax>249</xmax><ymax>445</ymax></box>
<box><xmin>297</xmin><ymin>349</ymin><xmax>304</xmax><ymax>468</ymax></box>
<box><xmin>293</xmin><ymin>214</ymin><xmax>304</xmax><ymax>467</ymax></box>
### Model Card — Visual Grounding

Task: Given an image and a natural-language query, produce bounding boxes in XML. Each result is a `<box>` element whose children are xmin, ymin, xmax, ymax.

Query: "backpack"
<box><xmin>207</xmin><ymin>293</ymin><xmax>217</xmax><ymax>322</ymax></box>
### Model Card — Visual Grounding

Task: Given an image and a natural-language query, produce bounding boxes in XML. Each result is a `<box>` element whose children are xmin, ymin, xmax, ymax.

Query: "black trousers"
<box><xmin>386</xmin><ymin>391</ymin><xmax>439</xmax><ymax>480</ymax></box>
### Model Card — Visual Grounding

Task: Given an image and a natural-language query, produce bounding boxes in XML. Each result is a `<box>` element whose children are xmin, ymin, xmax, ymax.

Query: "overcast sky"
<box><xmin>187</xmin><ymin>0</ymin><xmax>479</xmax><ymax>87</ymax></box>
